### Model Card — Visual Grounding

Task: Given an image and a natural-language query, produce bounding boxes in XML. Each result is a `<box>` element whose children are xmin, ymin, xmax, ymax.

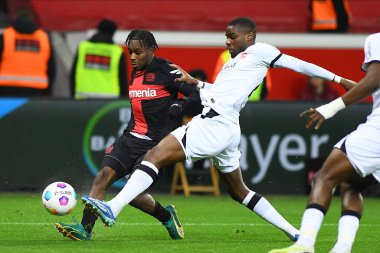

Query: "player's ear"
<box><xmin>246</xmin><ymin>32</ymin><xmax>254</xmax><ymax>42</ymax></box>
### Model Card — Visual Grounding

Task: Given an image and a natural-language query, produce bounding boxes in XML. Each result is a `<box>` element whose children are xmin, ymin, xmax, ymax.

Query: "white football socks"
<box><xmin>242</xmin><ymin>191</ymin><xmax>299</xmax><ymax>239</ymax></box>
<box><xmin>108</xmin><ymin>161</ymin><xmax>158</xmax><ymax>217</ymax></box>
<box><xmin>296</xmin><ymin>208</ymin><xmax>324</xmax><ymax>247</ymax></box>
<box><xmin>331</xmin><ymin>215</ymin><xmax>360</xmax><ymax>253</ymax></box>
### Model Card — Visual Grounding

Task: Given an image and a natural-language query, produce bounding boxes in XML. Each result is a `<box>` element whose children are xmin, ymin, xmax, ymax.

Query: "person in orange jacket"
<box><xmin>310</xmin><ymin>0</ymin><xmax>352</xmax><ymax>33</ymax></box>
<box><xmin>0</xmin><ymin>8</ymin><xmax>55</xmax><ymax>96</ymax></box>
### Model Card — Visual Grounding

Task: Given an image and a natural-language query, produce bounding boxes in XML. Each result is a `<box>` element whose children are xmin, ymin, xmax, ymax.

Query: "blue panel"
<box><xmin>0</xmin><ymin>98</ymin><xmax>28</xmax><ymax>119</ymax></box>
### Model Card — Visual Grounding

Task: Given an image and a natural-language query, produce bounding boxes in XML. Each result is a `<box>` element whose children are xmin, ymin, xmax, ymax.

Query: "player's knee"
<box><xmin>313</xmin><ymin>170</ymin><xmax>336</xmax><ymax>189</ymax></box>
<box><xmin>144</xmin><ymin>146</ymin><xmax>166</xmax><ymax>167</ymax></box>
<box><xmin>144</xmin><ymin>147</ymin><xmax>161</xmax><ymax>162</ymax></box>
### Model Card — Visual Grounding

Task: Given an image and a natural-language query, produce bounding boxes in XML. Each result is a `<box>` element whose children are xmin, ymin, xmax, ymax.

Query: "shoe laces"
<box><xmin>70</xmin><ymin>216</ymin><xmax>94</xmax><ymax>237</ymax></box>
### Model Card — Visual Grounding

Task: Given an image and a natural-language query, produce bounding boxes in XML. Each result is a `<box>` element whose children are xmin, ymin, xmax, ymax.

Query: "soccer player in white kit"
<box><xmin>81</xmin><ymin>18</ymin><xmax>355</xmax><ymax>241</ymax></box>
<box><xmin>269</xmin><ymin>33</ymin><xmax>380</xmax><ymax>253</ymax></box>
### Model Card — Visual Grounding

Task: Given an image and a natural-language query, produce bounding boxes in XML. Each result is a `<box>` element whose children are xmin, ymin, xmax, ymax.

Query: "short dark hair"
<box><xmin>228</xmin><ymin>17</ymin><xmax>256</xmax><ymax>32</ymax></box>
<box><xmin>125</xmin><ymin>30</ymin><xmax>159</xmax><ymax>51</ymax></box>
<box><xmin>97</xmin><ymin>19</ymin><xmax>117</xmax><ymax>36</ymax></box>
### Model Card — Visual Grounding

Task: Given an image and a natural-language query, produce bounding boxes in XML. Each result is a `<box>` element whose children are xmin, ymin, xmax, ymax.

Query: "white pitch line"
<box><xmin>0</xmin><ymin>222</ymin><xmax>379</xmax><ymax>227</ymax></box>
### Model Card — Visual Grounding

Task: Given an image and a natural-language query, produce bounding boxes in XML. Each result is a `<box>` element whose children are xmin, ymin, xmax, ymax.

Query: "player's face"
<box><xmin>127</xmin><ymin>40</ymin><xmax>154</xmax><ymax>70</ymax></box>
<box><xmin>225</xmin><ymin>25</ymin><xmax>254</xmax><ymax>58</ymax></box>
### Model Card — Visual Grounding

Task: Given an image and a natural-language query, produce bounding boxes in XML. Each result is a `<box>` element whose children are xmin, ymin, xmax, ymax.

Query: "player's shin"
<box><xmin>242</xmin><ymin>190</ymin><xmax>299</xmax><ymax>240</ymax></box>
<box><xmin>81</xmin><ymin>207</ymin><xmax>98</xmax><ymax>233</ymax></box>
<box><xmin>330</xmin><ymin>211</ymin><xmax>360</xmax><ymax>253</ymax></box>
<box><xmin>296</xmin><ymin>204</ymin><xmax>326</xmax><ymax>248</ymax></box>
<box><xmin>107</xmin><ymin>161</ymin><xmax>159</xmax><ymax>217</ymax></box>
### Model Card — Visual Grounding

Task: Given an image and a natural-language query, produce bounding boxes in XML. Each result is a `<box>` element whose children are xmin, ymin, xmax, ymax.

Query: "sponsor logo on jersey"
<box><xmin>129</xmin><ymin>88</ymin><xmax>157</xmax><ymax>98</ymax></box>
<box><xmin>145</xmin><ymin>73</ymin><xmax>156</xmax><ymax>82</ymax></box>
<box><xmin>105</xmin><ymin>145</ymin><xmax>113</xmax><ymax>154</ymax></box>
<box><xmin>239</xmin><ymin>52</ymin><xmax>247</xmax><ymax>59</ymax></box>
<box><xmin>223</xmin><ymin>62</ymin><xmax>237</xmax><ymax>70</ymax></box>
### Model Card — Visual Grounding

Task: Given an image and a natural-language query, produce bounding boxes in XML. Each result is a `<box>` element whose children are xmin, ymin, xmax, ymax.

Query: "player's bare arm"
<box><xmin>341</xmin><ymin>63</ymin><xmax>380</xmax><ymax>106</ymax></box>
<box><xmin>339</xmin><ymin>77</ymin><xmax>357</xmax><ymax>91</ymax></box>
<box><xmin>300</xmin><ymin>62</ymin><xmax>380</xmax><ymax>130</ymax></box>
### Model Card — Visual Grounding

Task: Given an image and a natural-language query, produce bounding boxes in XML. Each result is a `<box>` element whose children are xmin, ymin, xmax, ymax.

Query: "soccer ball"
<box><xmin>42</xmin><ymin>182</ymin><xmax>77</xmax><ymax>216</ymax></box>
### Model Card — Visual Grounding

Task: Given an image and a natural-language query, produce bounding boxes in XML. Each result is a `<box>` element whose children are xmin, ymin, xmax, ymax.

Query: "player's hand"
<box><xmin>170</xmin><ymin>64</ymin><xmax>199</xmax><ymax>86</ymax></box>
<box><xmin>300</xmin><ymin>108</ymin><xmax>326</xmax><ymax>130</ymax></box>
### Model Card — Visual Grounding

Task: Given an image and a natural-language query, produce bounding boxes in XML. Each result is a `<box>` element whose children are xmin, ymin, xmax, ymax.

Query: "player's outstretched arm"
<box><xmin>300</xmin><ymin>63</ymin><xmax>380</xmax><ymax>130</ymax></box>
<box><xmin>339</xmin><ymin>78</ymin><xmax>357</xmax><ymax>91</ymax></box>
<box><xmin>275</xmin><ymin>54</ymin><xmax>357</xmax><ymax>91</ymax></box>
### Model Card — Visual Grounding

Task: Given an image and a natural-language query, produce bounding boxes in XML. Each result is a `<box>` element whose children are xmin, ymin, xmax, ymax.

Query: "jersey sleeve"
<box><xmin>362</xmin><ymin>33</ymin><xmax>380</xmax><ymax>72</ymax></box>
<box><xmin>250</xmin><ymin>43</ymin><xmax>282</xmax><ymax>68</ymax></box>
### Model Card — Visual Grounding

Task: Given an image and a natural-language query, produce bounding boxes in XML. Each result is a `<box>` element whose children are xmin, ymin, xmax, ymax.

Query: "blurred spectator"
<box><xmin>310</xmin><ymin>0</ymin><xmax>352</xmax><ymax>33</ymax></box>
<box><xmin>0</xmin><ymin>0</ymin><xmax>10</xmax><ymax>28</ymax></box>
<box><xmin>0</xmin><ymin>8</ymin><xmax>55</xmax><ymax>97</ymax></box>
<box><xmin>213</xmin><ymin>49</ymin><xmax>270</xmax><ymax>102</ymax></box>
<box><xmin>299</xmin><ymin>76</ymin><xmax>339</xmax><ymax>101</ymax></box>
<box><xmin>70</xmin><ymin>19</ymin><xmax>127</xmax><ymax>99</ymax></box>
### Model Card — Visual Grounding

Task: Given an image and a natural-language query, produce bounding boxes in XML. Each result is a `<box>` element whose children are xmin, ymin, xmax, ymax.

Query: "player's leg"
<box><xmin>85</xmin><ymin>166</ymin><xmax>173</xmax><ymax>229</ymax></box>
<box><xmin>55</xmin><ymin>166</ymin><xmax>118</xmax><ymax>240</ymax></box>
<box><xmin>269</xmin><ymin>149</ymin><xmax>355</xmax><ymax>253</ymax></box>
<box><xmin>330</xmin><ymin>175</ymin><xmax>378</xmax><ymax>253</ymax></box>
<box><xmin>129</xmin><ymin>193</ymin><xmax>185</xmax><ymax>239</ymax></box>
<box><xmin>82</xmin><ymin>161</ymin><xmax>184</xmax><ymax>239</ymax></box>
<box><xmin>86</xmin><ymin>133</ymin><xmax>186</xmax><ymax>226</ymax></box>
<box><xmin>217</xmin><ymin>166</ymin><xmax>299</xmax><ymax>241</ymax></box>
<box><xmin>81</xmin><ymin>166</ymin><xmax>119</xmax><ymax>233</ymax></box>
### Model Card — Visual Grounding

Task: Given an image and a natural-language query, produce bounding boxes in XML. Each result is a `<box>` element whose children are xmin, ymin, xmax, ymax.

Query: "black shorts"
<box><xmin>101</xmin><ymin>133</ymin><xmax>158</xmax><ymax>178</ymax></box>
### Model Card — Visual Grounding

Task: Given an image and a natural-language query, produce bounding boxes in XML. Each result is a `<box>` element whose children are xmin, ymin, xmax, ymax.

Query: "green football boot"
<box><xmin>162</xmin><ymin>205</ymin><xmax>184</xmax><ymax>240</ymax></box>
<box><xmin>55</xmin><ymin>218</ymin><xmax>92</xmax><ymax>241</ymax></box>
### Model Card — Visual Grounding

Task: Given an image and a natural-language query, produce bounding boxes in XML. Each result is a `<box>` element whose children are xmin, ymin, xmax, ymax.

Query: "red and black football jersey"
<box><xmin>125</xmin><ymin>57</ymin><xmax>196</xmax><ymax>141</ymax></box>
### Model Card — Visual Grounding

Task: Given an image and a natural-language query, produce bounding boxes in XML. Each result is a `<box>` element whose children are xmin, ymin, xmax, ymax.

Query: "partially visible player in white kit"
<box><xmin>269</xmin><ymin>33</ymin><xmax>380</xmax><ymax>253</ymax></box>
<box><xmin>81</xmin><ymin>17</ymin><xmax>355</xmax><ymax>240</ymax></box>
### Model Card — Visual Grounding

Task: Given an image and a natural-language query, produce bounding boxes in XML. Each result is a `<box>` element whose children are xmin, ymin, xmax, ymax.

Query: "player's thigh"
<box><xmin>172</xmin><ymin>115</ymin><xmax>240</xmax><ymax>161</ymax></box>
<box><xmin>144</xmin><ymin>134</ymin><xmax>186</xmax><ymax>168</ymax></box>
<box><xmin>315</xmin><ymin>147</ymin><xmax>357</xmax><ymax>185</ymax></box>
<box><xmin>101</xmin><ymin>134</ymin><xmax>153</xmax><ymax>178</ymax></box>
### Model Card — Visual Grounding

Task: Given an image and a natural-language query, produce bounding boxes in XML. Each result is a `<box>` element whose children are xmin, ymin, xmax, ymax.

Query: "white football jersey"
<box><xmin>200</xmin><ymin>42</ymin><xmax>335</xmax><ymax>123</ymax></box>
<box><xmin>362</xmin><ymin>32</ymin><xmax>380</xmax><ymax>127</ymax></box>
<box><xmin>200</xmin><ymin>43</ymin><xmax>280</xmax><ymax>123</ymax></box>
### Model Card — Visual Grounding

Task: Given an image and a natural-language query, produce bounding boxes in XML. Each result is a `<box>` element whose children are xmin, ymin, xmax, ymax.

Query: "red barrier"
<box><xmin>8</xmin><ymin>0</ymin><xmax>380</xmax><ymax>33</ymax></box>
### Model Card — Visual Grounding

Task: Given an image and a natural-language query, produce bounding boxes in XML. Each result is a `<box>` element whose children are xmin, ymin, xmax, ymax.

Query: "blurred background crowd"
<box><xmin>0</xmin><ymin>0</ymin><xmax>378</xmax><ymax>102</ymax></box>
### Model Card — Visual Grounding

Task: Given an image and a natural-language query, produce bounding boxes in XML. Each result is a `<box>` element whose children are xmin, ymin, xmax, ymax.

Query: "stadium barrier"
<box><xmin>0</xmin><ymin>98</ymin><xmax>372</xmax><ymax>194</ymax></box>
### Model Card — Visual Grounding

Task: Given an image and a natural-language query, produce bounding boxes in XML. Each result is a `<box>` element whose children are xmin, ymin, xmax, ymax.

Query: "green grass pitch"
<box><xmin>0</xmin><ymin>194</ymin><xmax>378</xmax><ymax>253</ymax></box>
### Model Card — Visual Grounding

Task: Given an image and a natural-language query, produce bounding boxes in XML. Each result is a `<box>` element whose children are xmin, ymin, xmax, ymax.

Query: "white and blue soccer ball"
<box><xmin>42</xmin><ymin>182</ymin><xmax>77</xmax><ymax>216</ymax></box>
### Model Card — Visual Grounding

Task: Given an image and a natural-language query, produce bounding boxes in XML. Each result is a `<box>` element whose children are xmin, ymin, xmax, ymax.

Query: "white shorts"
<box><xmin>170</xmin><ymin>111</ymin><xmax>241</xmax><ymax>173</ymax></box>
<box><xmin>334</xmin><ymin>123</ymin><xmax>380</xmax><ymax>182</ymax></box>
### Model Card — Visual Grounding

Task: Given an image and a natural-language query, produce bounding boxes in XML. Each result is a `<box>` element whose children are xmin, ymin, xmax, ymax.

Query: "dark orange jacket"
<box><xmin>311</xmin><ymin>0</ymin><xmax>352</xmax><ymax>30</ymax></box>
<box><xmin>0</xmin><ymin>27</ymin><xmax>50</xmax><ymax>89</ymax></box>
